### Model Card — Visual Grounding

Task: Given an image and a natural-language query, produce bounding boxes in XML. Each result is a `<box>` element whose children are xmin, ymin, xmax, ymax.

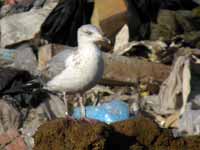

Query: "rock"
<box><xmin>91</xmin><ymin>0</ymin><xmax>128</xmax><ymax>39</ymax></box>
<box><xmin>0</xmin><ymin>129</ymin><xmax>28</xmax><ymax>150</ymax></box>
<box><xmin>0</xmin><ymin>2</ymin><xmax>57</xmax><ymax>48</ymax></box>
<box><xmin>0</xmin><ymin>100</ymin><xmax>21</xmax><ymax>134</ymax></box>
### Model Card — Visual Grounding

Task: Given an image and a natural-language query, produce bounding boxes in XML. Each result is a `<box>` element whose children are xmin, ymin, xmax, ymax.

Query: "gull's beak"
<box><xmin>96</xmin><ymin>36</ymin><xmax>112</xmax><ymax>51</ymax></box>
<box><xmin>96</xmin><ymin>36</ymin><xmax>111</xmax><ymax>45</ymax></box>
<box><xmin>102</xmin><ymin>37</ymin><xmax>111</xmax><ymax>44</ymax></box>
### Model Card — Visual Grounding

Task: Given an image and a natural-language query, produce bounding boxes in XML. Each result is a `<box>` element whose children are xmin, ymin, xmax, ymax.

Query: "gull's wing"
<box><xmin>42</xmin><ymin>46</ymin><xmax>77</xmax><ymax>80</ymax></box>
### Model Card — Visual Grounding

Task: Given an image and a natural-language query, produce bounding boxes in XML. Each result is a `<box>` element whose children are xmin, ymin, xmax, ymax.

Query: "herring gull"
<box><xmin>45</xmin><ymin>24</ymin><xmax>110</xmax><ymax>118</ymax></box>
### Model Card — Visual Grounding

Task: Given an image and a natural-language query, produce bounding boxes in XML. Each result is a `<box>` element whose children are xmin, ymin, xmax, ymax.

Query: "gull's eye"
<box><xmin>85</xmin><ymin>31</ymin><xmax>93</xmax><ymax>35</ymax></box>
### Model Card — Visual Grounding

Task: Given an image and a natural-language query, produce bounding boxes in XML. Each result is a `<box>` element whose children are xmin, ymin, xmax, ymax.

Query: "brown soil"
<box><xmin>33</xmin><ymin>117</ymin><xmax>200</xmax><ymax>150</ymax></box>
<box><xmin>33</xmin><ymin>118</ymin><xmax>111</xmax><ymax>150</ymax></box>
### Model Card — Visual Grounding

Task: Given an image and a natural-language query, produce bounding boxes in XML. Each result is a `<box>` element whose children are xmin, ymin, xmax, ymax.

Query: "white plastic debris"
<box><xmin>142</xmin><ymin>56</ymin><xmax>191</xmax><ymax>116</ymax></box>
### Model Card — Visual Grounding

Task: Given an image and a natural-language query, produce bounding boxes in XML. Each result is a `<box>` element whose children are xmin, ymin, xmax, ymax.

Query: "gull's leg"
<box><xmin>78</xmin><ymin>93</ymin><xmax>98</xmax><ymax>124</ymax></box>
<box><xmin>63</xmin><ymin>92</ymin><xmax>69</xmax><ymax>115</ymax></box>
<box><xmin>64</xmin><ymin>92</ymin><xmax>76</xmax><ymax>122</ymax></box>
<box><xmin>78</xmin><ymin>93</ymin><xmax>86</xmax><ymax>118</ymax></box>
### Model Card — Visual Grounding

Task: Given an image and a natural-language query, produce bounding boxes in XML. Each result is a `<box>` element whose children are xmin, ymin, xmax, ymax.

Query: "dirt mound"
<box><xmin>33</xmin><ymin>118</ymin><xmax>111</xmax><ymax>150</ymax></box>
<box><xmin>33</xmin><ymin>117</ymin><xmax>200</xmax><ymax>150</ymax></box>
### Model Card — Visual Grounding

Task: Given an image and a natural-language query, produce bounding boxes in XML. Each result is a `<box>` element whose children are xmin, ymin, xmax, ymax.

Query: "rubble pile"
<box><xmin>1</xmin><ymin>0</ymin><xmax>200</xmax><ymax>149</ymax></box>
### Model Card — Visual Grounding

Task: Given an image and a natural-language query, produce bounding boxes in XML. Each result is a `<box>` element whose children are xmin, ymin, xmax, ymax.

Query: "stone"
<box><xmin>0</xmin><ymin>2</ymin><xmax>57</xmax><ymax>48</ymax></box>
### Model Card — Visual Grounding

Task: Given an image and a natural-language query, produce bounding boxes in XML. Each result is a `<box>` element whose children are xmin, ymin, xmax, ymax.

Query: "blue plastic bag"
<box><xmin>72</xmin><ymin>100</ymin><xmax>129</xmax><ymax>124</ymax></box>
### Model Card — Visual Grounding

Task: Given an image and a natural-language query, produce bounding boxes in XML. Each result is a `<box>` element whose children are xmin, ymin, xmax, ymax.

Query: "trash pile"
<box><xmin>1</xmin><ymin>0</ymin><xmax>200</xmax><ymax>149</ymax></box>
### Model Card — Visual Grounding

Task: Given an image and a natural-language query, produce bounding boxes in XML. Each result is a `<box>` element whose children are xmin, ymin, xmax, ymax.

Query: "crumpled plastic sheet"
<box><xmin>141</xmin><ymin>55</ymin><xmax>200</xmax><ymax>136</ymax></box>
<box><xmin>141</xmin><ymin>56</ymin><xmax>191</xmax><ymax>115</ymax></box>
<box><xmin>173</xmin><ymin>74</ymin><xmax>200</xmax><ymax>136</ymax></box>
<box><xmin>173</xmin><ymin>103</ymin><xmax>200</xmax><ymax>136</ymax></box>
<box><xmin>72</xmin><ymin>100</ymin><xmax>130</xmax><ymax>124</ymax></box>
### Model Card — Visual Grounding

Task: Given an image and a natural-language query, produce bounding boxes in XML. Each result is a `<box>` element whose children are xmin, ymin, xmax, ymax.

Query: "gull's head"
<box><xmin>78</xmin><ymin>24</ymin><xmax>110</xmax><ymax>45</ymax></box>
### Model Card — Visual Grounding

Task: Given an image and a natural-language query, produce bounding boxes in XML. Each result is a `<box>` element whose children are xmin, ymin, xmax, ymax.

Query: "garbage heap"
<box><xmin>1</xmin><ymin>0</ymin><xmax>200</xmax><ymax>150</ymax></box>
